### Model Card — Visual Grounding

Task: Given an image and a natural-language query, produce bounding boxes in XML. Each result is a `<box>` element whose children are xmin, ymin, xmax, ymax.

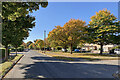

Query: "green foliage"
<box><xmin>0</xmin><ymin>48</ymin><xmax>10</xmax><ymax>59</ymax></box>
<box><xmin>21</xmin><ymin>42</ymin><xmax>27</xmax><ymax>48</ymax></box>
<box><xmin>10</xmin><ymin>48</ymin><xmax>16</xmax><ymax>52</ymax></box>
<box><xmin>34</xmin><ymin>39</ymin><xmax>44</xmax><ymax>49</ymax></box>
<box><xmin>11</xmin><ymin>45</ymin><xmax>24</xmax><ymax>52</ymax></box>
<box><xmin>29</xmin><ymin>43</ymin><xmax>35</xmax><ymax>49</ymax></box>
<box><xmin>17</xmin><ymin>47</ymin><xmax>24</xmax><ymax>52</ymax></box>
<box><xmin>112</xmin><ymin>46</ymin><xmax>120</xmax><ymax>49</ymax></box>
<box><xmin>88</xmin><ymin>9</ymin><xmax>118</xmax><ymax>44</ymax></box>
<box><xmin>2</xmin><ymin>2</ymin><xmax>48</xmax><ymax>21</ymax></box>
<box><xmin>2</xmin><ymin>2</ymin><xmax>48</xmax><ymax>60</ymax></box>
<box><xmin>87</xmin><ymin>9</ymin><xmax>119</xmax><ymax>54</ymax></box>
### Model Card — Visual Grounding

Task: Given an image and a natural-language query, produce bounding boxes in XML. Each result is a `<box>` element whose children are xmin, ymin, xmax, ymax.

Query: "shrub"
<box><xmin>73</xmin><ymin>47</ymin><xmax>77</xmax><ymax>51</ymax></box>
<box><xmin>11</xmin><ymin>46</ymin><xmax>24</xmax><ymax>52</ymax></box>
<box><xmin>0</xmin><ymin>48</ymin><xmax>10</xmax><ymax>59</ymax></box>
<box><xmin>17</xmin><ymin>47</ymin><xmax>24</xmax><ymax>52</ymax></box>
<box><xmin>112</xmin><ymin>46</ymin><xmax>120</xmax><ymax>49</ymax></box>
<box><xmin>10</xmin><ymin>48</ymin><xmax>16</xmax><ymax>52</ymax></box>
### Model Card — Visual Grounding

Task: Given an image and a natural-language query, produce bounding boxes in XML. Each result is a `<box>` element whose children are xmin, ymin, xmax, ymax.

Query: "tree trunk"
<box><xmin>5</xmin><ymin>45</ymin><xmax>8</xmax><ymax>61</ymax></box>
<box><xmin>99</xmin><ymin>43</ymin><xmax>103</xmax><ymax>55</ymax></box>
<box><xmin>15</xmin><ymin>48</ymin><xmax>17</xmax><ymax>56</ymax></box>
<box><xmin>64</xmin><ymin>46</ymin><xmax>67</xmax><ymax>52</ymax></box>
<box><xmin>53</xmin><ymin>48</ymin><xmax>55</xmax><ymax>52</ymax></box>
<box><xmin>70</xmin><ymin>43</ymin><xmax>73</xmax><ymax>54</ymax></box>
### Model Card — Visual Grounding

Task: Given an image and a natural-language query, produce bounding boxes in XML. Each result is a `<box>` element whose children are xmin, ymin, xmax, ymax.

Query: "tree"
<box><xmin>12</xmin><ymin>40</ymin><xmax>23</xmax><ymax>56</ymax></box>
<box><xmin>2</xmin><ymin>2</ymin><xmax>48</xmax><ymax>21</ymax></box>
<box><xmin>21</xmin><ymin>42</ymin><xmax>27</xmax><ymax>49</ymax></box>
<box><xmin>45</xmin><ymin>38</ymin><xmax>50</xmax><ymax>48</ymax></box>
<box><xmin>48</xmin><ymin>26</ymin><xmax>60</xmax><ymax>49</ymax></box>
<box><xmin>63</xmin><ymin>19</ymin><xmax>88</xmax><ymax>54</ymax></box>
<box><xmin>29</xmin><ymin>43</ymin><xmax>35</xmax><ymax>49</ymax></box>
<box><xmin>11</xmin><ymin>29</ymin><xmax>28</xmax><ymax>56</ymax></box>
<box><xmin>35</xmin><ymin>39</ymin><xmax>44</xmax><ymax>50</ymax></box>
<box><xmin>48</xmin><ymin>26</ymin><xmax>68</xmax><ymax>50</ymax></box>
<box><xmin>26</xmin><ymin>41</ymin><xmax>33</xmax><ymax>48</ymax></box>
<box><xmin>2</xmin><ymin>2</ymin><xmax>48</xmax><ymax>60</ymax></box>
<box><xmin>88</xmin><ymin>9</ymin><xmax>119</xmax><ymax>55</ymax></box>
<box><xmin>10</xmin><ymin>15</ymin><xmax>36</xmax><ymax>55</ymax></box>
<box><xmin>48</xmin><ymin>19</ymin><xmax>87</xmax><ymax>54</ymax></box>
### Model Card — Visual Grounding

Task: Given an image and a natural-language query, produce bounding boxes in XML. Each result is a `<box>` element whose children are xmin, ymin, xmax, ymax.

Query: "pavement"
<box><xmin>4</xmin><ymin>50</ymin><xmax>119</xmax><ymax>78</ymax></box>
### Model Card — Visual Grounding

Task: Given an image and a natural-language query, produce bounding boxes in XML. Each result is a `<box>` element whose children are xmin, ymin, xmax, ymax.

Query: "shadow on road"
<box><xmin>19</xmin><ymin>55</ymin><xmax>118</xmax><ymax>78</ymax></box>
<box><xmin>31</xmin><ymin>56</ymin><xmax>102</xmax><ymax>62</ymax></box>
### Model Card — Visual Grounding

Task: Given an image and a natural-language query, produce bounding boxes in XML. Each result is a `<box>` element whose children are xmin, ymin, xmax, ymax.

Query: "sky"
<box><xmin>23</xmin><ymin>2</ymin><xmax>118</xmax><ymax>43</ymax></box>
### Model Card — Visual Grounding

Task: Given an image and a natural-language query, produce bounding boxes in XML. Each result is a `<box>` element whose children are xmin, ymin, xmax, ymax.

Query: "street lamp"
<box><xmin>44</xmin><ymin>30</ymin><xmax>46</xmax><ymax>53</ymax></box>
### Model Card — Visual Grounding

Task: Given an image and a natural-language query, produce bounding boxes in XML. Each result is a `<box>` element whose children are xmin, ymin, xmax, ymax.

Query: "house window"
<box><xmin>94</xmin><ymin>46</ymin><xmax>97</xmax><ymax>50</ymax></box>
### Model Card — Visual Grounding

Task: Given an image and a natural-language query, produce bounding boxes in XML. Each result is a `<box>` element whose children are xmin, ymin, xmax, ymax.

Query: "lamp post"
<box><xmin>44</xmin><ymin>30</ymin><xmax>46</xmax><ymax>53</ymax></box>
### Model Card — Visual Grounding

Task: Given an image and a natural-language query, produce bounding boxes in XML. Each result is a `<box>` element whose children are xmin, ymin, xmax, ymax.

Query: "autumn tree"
<box><xmin>88</xmin><ymin>9</ymin><xmax>119</xmax><ymax>55</ymax></box>
<box><xmin>45</xmin><ymin>38</ymin><xmax>50</xmax><ymax>48</ymax></box>
<box><xmin>29</xmin><ymin>43</ymin><xmax>35</xmax><ymax>49</ymax></box>
<box><xmin>48</xmin><ymin>26</ymin><xmax>68</xmax><ymax>51</ymax></box>
<box><xmin>26</xmin><ymin>41</ymin><xmax>33</xmax><ymax>48</ymax></box>
<box><xmin>63</xmin><ymin>19</ymin><xmax>88</xmax><ymax>54</ymax></box>
<box><xmin>47</xmin><ymin>26</ymin><xmax>60</xmax><ymax>49</ymax></box>
<box><xmin>35</xmin><ymin>39</ymin><xmax>44</xmax><ymax>50</ymax></box>
<box><xmin>48</xmin><ymin>19</ymin><xmax>87</xmax><ymax>54</ymax></box>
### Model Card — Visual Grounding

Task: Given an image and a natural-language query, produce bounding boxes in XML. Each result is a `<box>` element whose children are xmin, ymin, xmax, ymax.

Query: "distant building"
<box><xmin>81</xmin><ymin>43</ymin><xmax>118</xmax><ymax>53</ymax></box>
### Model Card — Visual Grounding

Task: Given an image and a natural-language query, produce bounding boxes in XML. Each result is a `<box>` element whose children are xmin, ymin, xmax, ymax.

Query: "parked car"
<box><xmin>80</xmin><ymin>49</ymin><xmax>86</xmax><ymax>53</ymax></box>
<box><xmin>62</xmin><ymin>49</ymin><xmax>67</xmax><ymax>52</ymax></box>
<box><xmin>114</xmin><ymin>49</ymin><xmax>120</xmax><ymax>54</ymax></box>
<box><xmin>74</xmin><ymin>49</ymin><xmax>80</xmax><ymax>52</ymax></box>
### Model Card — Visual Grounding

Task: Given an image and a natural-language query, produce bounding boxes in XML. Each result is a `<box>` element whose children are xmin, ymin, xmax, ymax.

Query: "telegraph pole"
<box><xmin>44</xmin><ymin>30</ymin><xmax>46</xmax><ymax>53</ymax></box>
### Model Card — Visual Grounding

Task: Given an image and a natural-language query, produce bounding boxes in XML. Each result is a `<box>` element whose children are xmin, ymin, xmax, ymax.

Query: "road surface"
<box><xmin>5</xmin><ymin>50</ymin><xmax>118</xmax><ymax>78</ymax></box>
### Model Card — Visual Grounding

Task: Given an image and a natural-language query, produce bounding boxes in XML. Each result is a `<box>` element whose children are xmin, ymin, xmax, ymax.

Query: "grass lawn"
<box><xmin>0</xmin><ymin>54</ymin><xmax>23</xmax><ymax>77</ymax></box>
<box><xmin>38</xmin><ymin>50</ymin><xmax>119</xmax><ymax>61</ymax></box>
<box><xmin>53</xmin><ymin>56</ymin><xmax>75</xmax><ymax>61</ymax></box>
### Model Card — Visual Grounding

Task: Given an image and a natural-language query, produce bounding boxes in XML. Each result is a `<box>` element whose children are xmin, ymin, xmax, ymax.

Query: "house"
<box><xmin>81</xmin><ymin>43</ymin><xmax>118</xmax><ymax>53</ymax></box>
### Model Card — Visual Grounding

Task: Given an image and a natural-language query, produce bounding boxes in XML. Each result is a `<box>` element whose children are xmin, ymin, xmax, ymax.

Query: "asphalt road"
<box><xmin>4</xmin><ymin>50</ymin><xmax>118</xmax><ymax>78</ymax></box>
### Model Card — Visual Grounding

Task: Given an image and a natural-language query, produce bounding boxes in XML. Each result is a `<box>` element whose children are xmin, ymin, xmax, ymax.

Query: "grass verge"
<box><xmin>0</xmin><ymin>54</ymin><xmax>23</xmax><ymax>77</ymax></box>
<box><xmin>37</xmin><ymin>50</ymin><xmax>119</xmax><ymax>61</ymax></box>
<box><xmin>53</xmin><ymin>56</ymin><xmax>75</xmax><ymax>61</ymax></box>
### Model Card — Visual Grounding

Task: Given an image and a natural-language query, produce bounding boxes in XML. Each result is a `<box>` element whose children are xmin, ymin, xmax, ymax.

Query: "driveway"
<box><xmin>4</xmin><ymin>50</ymin><xmax>118</xmax><ymax>78</ymax></box>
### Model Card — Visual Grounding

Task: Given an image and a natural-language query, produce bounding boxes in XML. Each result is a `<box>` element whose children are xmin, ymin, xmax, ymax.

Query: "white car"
<box><xmin>114</xmin><ymin>49</ymin><xmax>120</xmax><ymax>54</ymax></box>
<box><xmin>62</xmin><ymin>49</ymin><xmax>67</xmax><ymax>52</ymax></box>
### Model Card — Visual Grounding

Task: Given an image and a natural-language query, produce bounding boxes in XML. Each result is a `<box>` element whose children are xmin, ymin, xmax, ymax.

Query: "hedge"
<box><xmin>0</xmin><ymin>49</ymin><xmax>10</xmax><ymax>59</ymax></box>
<box><xmin>10</xmin><ymin>47</ymin><xmax>24</xmax><ymax>52</ymax></box>
<box><xmin>17</xmin><ymin>47</ymin><xmax>24</xmax><ymax>52</ymax></box>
